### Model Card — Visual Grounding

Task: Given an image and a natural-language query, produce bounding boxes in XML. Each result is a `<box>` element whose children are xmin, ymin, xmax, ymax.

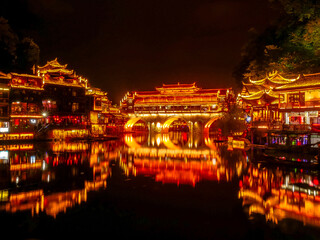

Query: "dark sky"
<box><xmin>0</xmin><ymin>0</ymin><xmax>278</xmax><ymax>103</ymax></box>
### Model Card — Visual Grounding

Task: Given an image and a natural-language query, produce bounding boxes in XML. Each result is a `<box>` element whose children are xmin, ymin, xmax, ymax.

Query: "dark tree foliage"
<box><xmin>0</xmin><ymin>17</ymin><xmax>39</xmax><ymax>73</ymax></box>
<box><xmin>233</xmin><ymin>0</ymin><xmax>320</xmax><ymax>83</ymax></box>
<box><xmin>215</xmin><ymin>104</ymin><xmax>246</xmax><ymax>137</ymax></box>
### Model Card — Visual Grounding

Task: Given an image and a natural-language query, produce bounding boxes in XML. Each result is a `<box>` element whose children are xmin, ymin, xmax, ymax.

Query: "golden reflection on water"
<box><xmin>121</xmin><ymin>132</ymin><xmax>247</xmax><ymax>186</ymax></box>
<box><xmin>239</xmin><ymin>162</ymin><xmax>320</xmax><ymax>228</ymax></box>
<box><xmin>0</xmin><ymin>132</ymin><xmax>247</xmax><ymax>218</ymax></box>
<box><xmin>5</xmin><ymin>131</ymin><xmax>320</xmax><ymax>230</ymax></box>
<box><xmin>0</xmin><ymin>140</ymin><xmax>121</xmax><ymax>218</ymax></box>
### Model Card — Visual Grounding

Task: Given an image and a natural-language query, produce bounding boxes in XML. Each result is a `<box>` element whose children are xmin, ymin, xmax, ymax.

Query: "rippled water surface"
<box><xmin>0</xmin><ymin>132</ymin><xmax>320</xmax><ymax>239</ymax></box>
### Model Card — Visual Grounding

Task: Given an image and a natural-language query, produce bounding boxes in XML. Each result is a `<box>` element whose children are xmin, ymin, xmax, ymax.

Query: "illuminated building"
<box><xmin>8</xmin><ymin>73</ymin><xmax>44</xmax><ymax>138</ymax></box>
<box><xmin>0</xmin><ymin>72</ymin><xmax>10</xmax><ymax>133</ymax></box>
<box><xmin>85</xmin><ymin>87</ymin><xmax>119</xmax><ymax>137</ymax></box>
<box><xmin>121</xmin><ymin>83</ymin><xmax>231</xmax><ymax>132</ymax></box>
<box><xmin>35</xmin><ymin>58</ymin><xmax>122</xmax><ymax>139</ymax></box>
<box><xmin>240</xmin><ymin>71</ymin><xmax>320</xmax><ymax>146</ymax></box>
<box><xmin>35</xmin><ymin>59</ymin><xmax>89</xmax><ymax>139</ymax></box>
<box><xmin>0</xmin><ymin>58</ymin><xmax>126</xmax><ymax>140</ymax></box>
<box><xmin>121</xmin><ymin>83</ymin><xmax>229</xmax><ymax>114</ymax></box>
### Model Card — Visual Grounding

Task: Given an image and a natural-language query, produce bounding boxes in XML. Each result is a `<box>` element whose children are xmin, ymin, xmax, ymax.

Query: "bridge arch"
<box><xmin>124</xmin><ymin>118</ymin><xmax>147</xmax><ymax>132</ymax></box>
<box><xmin>162</xmin><ymin>133</ymin><xmax>181</xmax><ymax>149</ymax></box>
<box><xmin>124</xmin><ymin>134</ymin><xmax>141</xmax><ymax>148</ymax></box>
<box><xmin>204</xmin><ymin>117</ymin><xmax>220</xmax><ymax>133</ymax></box>
<box><xmin>162</xmin><ymin>117</ymin><xmax>188</xmax><ymax>133</ymax></box>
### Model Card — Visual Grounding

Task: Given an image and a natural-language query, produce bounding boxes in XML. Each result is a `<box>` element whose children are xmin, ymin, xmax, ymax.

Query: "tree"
<box><xmin>215</xmin><ymin>103</ymin><xmax>247</xmax><ymax>137</ymax></box>
<box><xmin>0</xmin><ymin>17</ymin><xmax>18</xmax><ymax>72</ymax></box>
<box><xmin>233</xmin><ymin>0</ymin><xmax>320</xmax><ymax>83</ymax></box>
<box><xmin>16</xmin><ymin>37</ymin><xmax>40</xmax><ymax>72</ymax></box>
<box><xmin>0</xmin><ymin>17</ymin><xmax>39</xmax><ymax>73</ymax></box>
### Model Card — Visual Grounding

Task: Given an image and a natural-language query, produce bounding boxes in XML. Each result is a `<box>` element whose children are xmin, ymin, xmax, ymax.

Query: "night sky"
<box><xmin>0</xmin><ymin>0</ymin><xmax>278</xmax><ymax>103</ymax></box>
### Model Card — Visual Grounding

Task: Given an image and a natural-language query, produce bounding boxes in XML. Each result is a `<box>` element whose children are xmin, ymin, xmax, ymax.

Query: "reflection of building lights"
<box><xmin>212</xmin><ymin>158</ymin><xmax>216</xmax><ymax>165</ymax></box>
<box><xmin>30</xmin><ymin>119</ymin><xmax>37</xmax><ymax>124</ymax></box>
<box><xmin>156</xmin><ymin>122</ymin><xmax>161</xmax><ymax>129</ymax></box>
<box><xmin>156</xmin><ymin>136</ymin><xmax>161</xmax><ymax>146</ymax></box>
<box><xmin>30</xmin><ymin>155</ymin><xmax>36</xmax><ymax>163</ymax></box>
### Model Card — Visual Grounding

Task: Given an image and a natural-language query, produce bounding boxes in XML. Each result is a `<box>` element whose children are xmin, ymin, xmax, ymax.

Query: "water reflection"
<box><xmin>239</xmin><ymin>159</ymin><xmax>320</xmax><ymax>228</ymax></box>
<box><xmin>0</xmin><ymin>132</ymin><xmax>320</xmax><ymax>237</ymax></box>
<box><xmin>122</xmin><ymin>132</ymin><xmax>247</xmax><ymax>186</ymax></box>
<box><xmin>0</xmin><ymin>140</ymin><xmax>122</xmax><ymax>218</ymax></box>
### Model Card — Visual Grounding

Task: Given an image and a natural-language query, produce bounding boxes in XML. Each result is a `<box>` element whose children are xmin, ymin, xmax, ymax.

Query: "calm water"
<box><xmin>0</xmin><ymin>132</ymin><xmax>320</xmax><ymax>239</ymax></box>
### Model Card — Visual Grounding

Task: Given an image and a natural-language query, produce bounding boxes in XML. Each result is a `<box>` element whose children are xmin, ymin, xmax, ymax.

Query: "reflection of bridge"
<box><xmin>121</xmin><ymin>83</ymin><xmax>232</xmax><ymax>132</ymax></box>
<box><xmin>121</xmin><ymin>132</ymin><xmax>246</xmax><ymax>187</ymax></box>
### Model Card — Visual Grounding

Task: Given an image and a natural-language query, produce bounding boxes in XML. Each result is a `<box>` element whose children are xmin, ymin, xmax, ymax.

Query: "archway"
<box><xmin>204</xmin><ymin>117</ymin><xmax>220</xmax><ymax>134</ymax></box>
<box><xmin>124</xmin><ymin>134</ymin><xmax>141</xmax><ymax>148</ymax></box>
<box><xmin>162</xmin><ymin>117</ymin><xmax>189</xmax><ymax>133</ymax></box>
<box><xmin>124</xmin><ymin>118</ymin><xmax>147</xmax><ymax>132</ymax></box>
<box><xmin>162</xmin><ymin>133</ymin><xmax>181</xmax><ymax>150</ymax></box>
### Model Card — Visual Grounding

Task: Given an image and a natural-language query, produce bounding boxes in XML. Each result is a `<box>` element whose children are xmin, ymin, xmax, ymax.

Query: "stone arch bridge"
<box><xmin>124</xmin><ymin>113</ymin><xmax>223</xmax><ymax>133</ymax></box>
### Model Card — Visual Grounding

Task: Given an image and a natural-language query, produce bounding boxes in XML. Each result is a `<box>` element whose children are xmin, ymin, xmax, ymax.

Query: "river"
<box><xmin>0</xmin><ymin>132</ymin><xmax>319</xmax><ymax>239</ymax></box>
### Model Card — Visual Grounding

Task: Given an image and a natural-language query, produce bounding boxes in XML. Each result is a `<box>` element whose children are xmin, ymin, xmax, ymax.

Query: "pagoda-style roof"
<box><xmin>37</xmin><ymin>59</ymin><xmax>87</xmax><ymax>88</ymax></box>
<box><xmin>274</xmin><ymin>72</ymin><xmax>320</xmax><ymax>91</ymax></box>
<box><xmin>38</xmin><ymin>58</ymin><xmax>68</xmax><ymax>70</ymax></box>
<box><xmin>240</xmin><ymin>90</ymin><xmax>280</xmax><ymax>105</ymax></box>
<box><xmin>135</xmin><ymin>91</ymin><xmax>160</xmax><ymax>96</ymax></box>
<box><xmin>10</xmin><ymin>73</ymin><xmax>42</xmax><ymax>79</ymax></box>
<box><xmin>86</xmin><ymin>87</ymin><xmax>108</xmax><ymax>96</ymax></box>
<box><xmin>241</xmin><ymin>82</ymin><xmax>264</xmax><ymax>96</ymax></box>
<box><xmin>156</xmin><ymin>82</ymin><xmax>200</xmax><ymax>94</ymax></box>
<box><xmin>248</xmin><ymin>71</ymin><xmax>300</xmax><ymax>89</ymax></box>
<box><xmin>0</xmin><ymin>72</ymin><xmax>9</xmax><ymax>78</ymax></box>
<box><xmin>37</xmin><ymin>58</ymin><xmax>74</xmax><ymax>75</ymax></box>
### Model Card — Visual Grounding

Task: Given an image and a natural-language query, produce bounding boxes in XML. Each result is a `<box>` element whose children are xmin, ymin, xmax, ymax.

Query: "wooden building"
<box><xmin>120</xmin><ymin>82</ymin><xmax>231</xmax><ymax>115</ymax></box>
<box><xmin>240</xmin><ymin>71</ymin><xmax>320</xmax><ymax>146</ymax></box>
<box><xmin>36</xmin><ymin>59</ymin><xmax>89</xmax><ymax>139</ymax></box>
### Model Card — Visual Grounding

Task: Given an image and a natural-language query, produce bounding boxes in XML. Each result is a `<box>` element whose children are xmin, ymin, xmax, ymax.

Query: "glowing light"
<box><xmin>257</xmin><ymin>125</ymin><xmax>268</xmax><ymax>129</ymax></box>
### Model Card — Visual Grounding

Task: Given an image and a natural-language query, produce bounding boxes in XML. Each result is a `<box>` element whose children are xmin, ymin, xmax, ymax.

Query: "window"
<box><xmin>288</xmin><ymin>93</ymin><xmax>305</xmax><ymax>105</ymax></box>
<box><xmin>288</xmin><ymin>94</ymin><xmax>299</xmax><ymax>103</ymax></box>
<box><xmin>72</xmin><ymin>103</ymin><xmax>79</xmax><ymax>112</ymax></box>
